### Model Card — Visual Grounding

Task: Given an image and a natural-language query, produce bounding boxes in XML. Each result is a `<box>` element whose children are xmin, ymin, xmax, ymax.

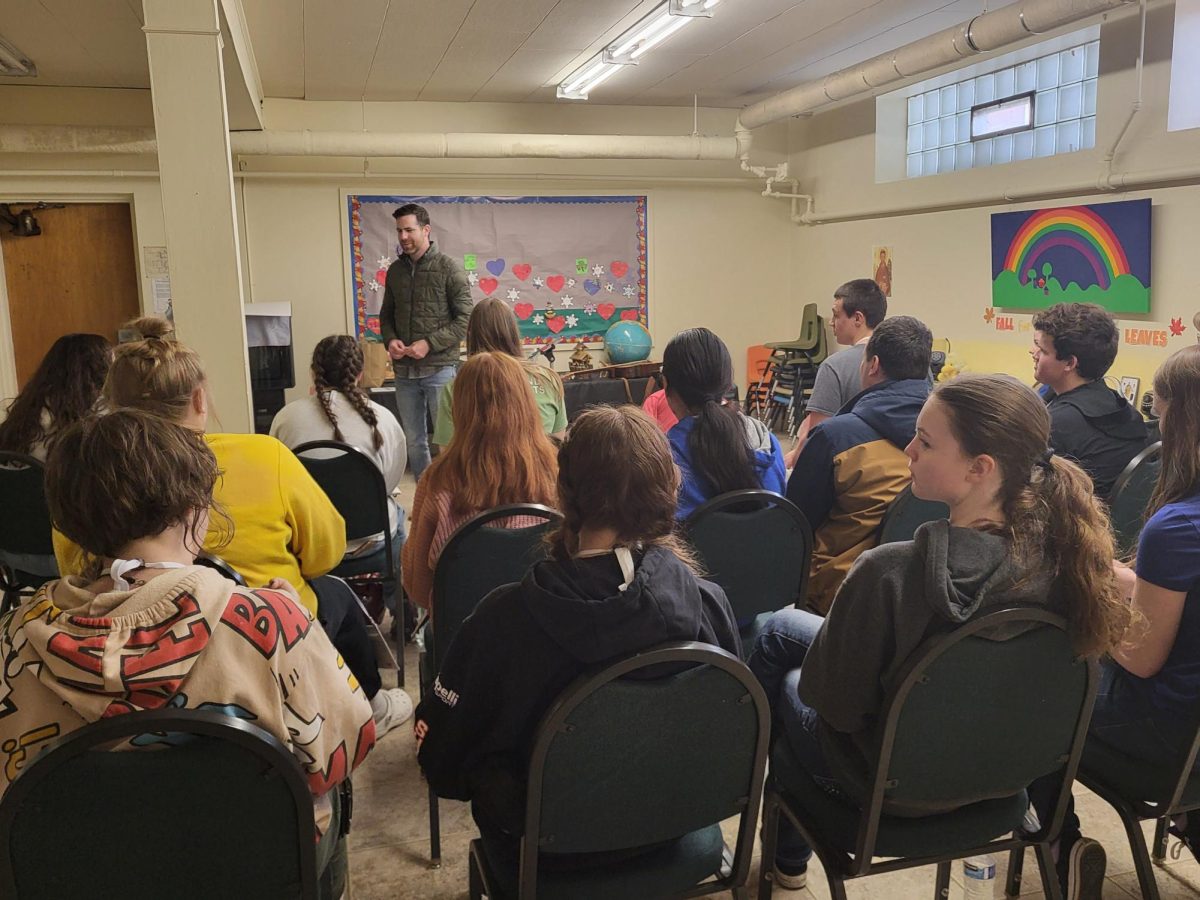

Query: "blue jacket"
<box><xmin>669</xmin><ymin>413</ymin><xmax>787</xmax><ymax>520</ymax></box>
<box><xmin>786</xmin><ymin>378</ymin><xmax>930</xmax><ymax>612</ymax></box>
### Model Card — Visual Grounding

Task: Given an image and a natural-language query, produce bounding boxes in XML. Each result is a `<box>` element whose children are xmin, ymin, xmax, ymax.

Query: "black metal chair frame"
<box><xmin>194</xmin><ymin>552</ymin><xmax>249</xmax><ymax>586</ymax></box>
<box><xmin>685</xmin><ymin>489</ymin><xmax>814</xmax><ymax>625</ymax></box>
<box><xmin>1011</xmin><ymin>720</ymin><xmax>1200</xmax><ymax>900</ymax></box>
<box><xmin>0</xmin><ymin>708</ymin><xmax>320</xmax><ymax>899</ymax></box>
<box><xmin>422</xmin><ymin>503</ymin><xmax>562</xmax><ymax>869</ymax></box>
<box><xmin>757</xmin><ymin>608</ymin><xmax>1100</xmax><ymax>900</ymax></box>
<box><xmin>467</xmin><ymin>641</ymin><xmax>771</xmax><ymax>900</ymax></box>
<box><xmin>0</xmin><ymin>452</ymin><xmax>57</xmax><ymax>614</ymax></box>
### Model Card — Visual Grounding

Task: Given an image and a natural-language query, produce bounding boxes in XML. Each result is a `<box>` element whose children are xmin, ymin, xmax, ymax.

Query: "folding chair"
<box><xmin>1108</xmin><ymin>440</ymin><xmax>1161</xmax><ymax>556</ymax></box>
<box><xmin>876</xmin><ymin>485</ymin><xmax>950</xmax><ymax>545</ymax></box>
<box><xmin>0</xmin><ymin>452</ymin><xmax>58</xmax><ymax>613</ymax></box>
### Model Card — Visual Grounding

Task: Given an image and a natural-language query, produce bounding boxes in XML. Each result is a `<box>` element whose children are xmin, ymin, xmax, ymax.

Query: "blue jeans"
<box><xmin>750</xmin><ymin>609</ymin><xmax>839</xmax><ymax>870</ymax></box>
<box><xmin>393</xmin><ymin>366</ymin><xmax>455</xmax><ymax>480</ymax></box>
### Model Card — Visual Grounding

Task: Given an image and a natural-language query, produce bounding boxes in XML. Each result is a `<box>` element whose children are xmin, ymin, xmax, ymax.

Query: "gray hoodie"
<box><xmin>798</xmin><ymin>519</ymin><xmax>1060</xmax><ymax>810</ymax></box>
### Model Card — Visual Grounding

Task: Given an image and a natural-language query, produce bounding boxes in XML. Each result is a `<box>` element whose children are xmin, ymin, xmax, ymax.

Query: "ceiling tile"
<box><xmin>303</xmin><ymin>0</ymin><xmax>390</xmax><ymax>99</ymax></box>
<box><xmin>241</xmin><ymin>0</ymin><xmax>305</xmax><ymax>98</ymax></box>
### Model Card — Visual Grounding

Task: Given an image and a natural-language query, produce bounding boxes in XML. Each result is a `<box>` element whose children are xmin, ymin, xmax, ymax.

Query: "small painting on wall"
<box><xmin>990</xmin><ymin>198</ymin><xmax>1151</xmax><ymax>313</ymax></box>
<box><xmin>872</xmin><ymin>246</ymin><xmax>893</xmax><ymax>298</ymax></box>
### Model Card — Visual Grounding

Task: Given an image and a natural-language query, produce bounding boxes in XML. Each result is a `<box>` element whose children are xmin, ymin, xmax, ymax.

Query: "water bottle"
<box><xmin>962</xmin><ymin>854</ymin><xmax>997</xmax><ymax>899</ymax></box>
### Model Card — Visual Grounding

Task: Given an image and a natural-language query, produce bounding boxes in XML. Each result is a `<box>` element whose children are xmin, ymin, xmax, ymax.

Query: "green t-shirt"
<box><xmin>432</xmin><ymin>366</ymin><xmax>568</xmax><ymax>446</ymax></box>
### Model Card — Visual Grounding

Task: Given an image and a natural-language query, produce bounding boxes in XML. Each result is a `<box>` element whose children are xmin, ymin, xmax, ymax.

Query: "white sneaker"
<box><xmin>772</xmin><ymin>864</ymin><xmax>807</xmax><ymax>890</ymax></box>
<box><xmin>370</xmin><ymin>687</ymin><xmax>414</xmax><ymax>738</ymax></box>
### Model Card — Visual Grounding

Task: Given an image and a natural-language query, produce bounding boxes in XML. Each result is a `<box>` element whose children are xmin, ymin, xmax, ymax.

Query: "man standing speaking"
<box><xmin>380</xmin><ymin>203</ymin><xmax>473</xmax><ymax>479</ymax></box>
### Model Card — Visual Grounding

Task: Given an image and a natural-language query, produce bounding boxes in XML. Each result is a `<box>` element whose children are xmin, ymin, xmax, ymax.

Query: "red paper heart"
<box><xmin>546</xmin><ymin>275</ymin><xmax>565</xmax><ymax>293</ymax></box>
<box><xmin>513</xmin><ymin>264</ymin><xmax>532</xmax><ymax>281</ymax></box>
<box><xmin>597</xmin><ymin>303</ymin><xmax>616</xmax><ymax>320</ymax></box>
<box><xmin>374</xmin><ymin>269</ymin><xmax>388</xmax><ymax>286</ymax></box>
<box><xmin>620</xmin><ymin>309</ymin><xmax>638</xmax><ymax>321</ymax></box>
<box><xmin>513</xmin><ymin>302</ymin><xmax>533</xmax><ymax>320</ymax></box>
<box><xmin>479</xmin><ymin>277</ymin><xmax>499</xmax><ymax>296</ymax></box>
<box><xmin>546</xmin><ymin>316</ymin><xmax>566</xmax><ymax>334</ymax></box>
<box><xmin>610</xmin><ymin>261</ymin><xmax>629</xmax><ymax>279</ymax></box>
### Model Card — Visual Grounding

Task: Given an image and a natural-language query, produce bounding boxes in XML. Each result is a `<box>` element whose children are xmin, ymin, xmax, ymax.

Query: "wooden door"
<box><xmin>1</xmin><ymin>203</ymin><xmax>140</xmax><ymax>388</ymax></box>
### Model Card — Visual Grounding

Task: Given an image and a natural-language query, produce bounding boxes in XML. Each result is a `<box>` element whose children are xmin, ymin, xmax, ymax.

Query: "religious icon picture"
<box><xmin>872</xmin><ymin>246</ymin><xmax>893</xmax><ymax>298</ymax></box>
<box><xmin>1119</xmin><ymin>375</ymin><xmax>1140</xmax><ymax>406</ymax></box>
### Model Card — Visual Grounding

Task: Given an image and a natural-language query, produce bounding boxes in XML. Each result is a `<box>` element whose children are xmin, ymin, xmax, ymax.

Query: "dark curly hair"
<box><xmin>0</xmin><ymin>333</ymin><xmax>111</xmax><ymax>456</ymax></box>
<box><xmin>1032</xmin><ymin>302</ymin><xmax>1119</xmax><ymax>381</ymax></box>
<box><xmin>311</xmin><ymin>335</ymin><xmax>382</xmax><ymax>451</ymax></box>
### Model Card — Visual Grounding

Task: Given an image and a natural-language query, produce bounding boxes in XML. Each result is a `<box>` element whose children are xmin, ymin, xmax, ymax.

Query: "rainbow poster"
<box><xmin>990</xmin><ymin>199</ymin><xmax>1151</xmax><ymax>313</ymax></box>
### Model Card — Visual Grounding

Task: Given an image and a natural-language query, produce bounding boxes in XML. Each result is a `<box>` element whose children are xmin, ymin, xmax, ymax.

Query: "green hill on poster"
<box><xmin>992</xmin><ymin>270</ymin><xmax>1150</xmax><ymax>313</ymax></box>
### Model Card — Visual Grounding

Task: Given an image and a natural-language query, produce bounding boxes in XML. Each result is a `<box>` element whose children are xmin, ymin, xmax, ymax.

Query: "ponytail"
<box><xmin>311</xmin><ymin>335</ymin><xmax>382</xmax><ymax>451</ymax></box>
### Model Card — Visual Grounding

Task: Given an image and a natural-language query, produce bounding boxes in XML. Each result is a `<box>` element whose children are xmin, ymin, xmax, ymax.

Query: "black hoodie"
<box><xmin>415</xmin><ymin>545</ymin><xmax>740</xmax><ymax>833</ymax></box>
<box><xmin>1046</xmin><ymin>379</ymin><xmax>1148</xmax><ymax>498</ymax></box>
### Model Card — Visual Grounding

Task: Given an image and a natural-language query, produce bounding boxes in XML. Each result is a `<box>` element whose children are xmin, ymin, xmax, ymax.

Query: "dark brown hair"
<box><xmin>0</xmin><ymin>333</ymin><xmax>111</xmax><ymax>456</ymax></box>
<box><xmin>45</xmin><ymin>409</ymin><xmax>230</xmax><ymax>579</ymax></box>
<box><xmin>833</xmin><ymin>278</ymin><xmax>887</xmax><ymax>327</ymax></box>
<box><xmin>932</xmin><ymin>373</ymin><xmax>1132</xmax><ymax>657</ymax></box>
<box><xmin>311</xmin><ymin>335</ymin><xmax>382</xmax><ymax>450</ymax></box>
<box><xmin>1148</xmin><ymin>345</ymin><xmax>1200</xmax><ymax>518</ymax></box>
<box><xmin>423</xmin><ymin>352</ymin><xmax>558</xmax><ymax>516</ymax></box>
<box><xmin>548</xmin><ymin>405</ymin><xmax>698</xmax><ymax>570</ymax></box>
<box><xmin>104</xmin><ymin>316</ymin><xmax>207</xmax><ymax>422</ymax></box>
<box><xmin>1032</xmin><ymin>302</ymin><xmax>1119</xmax><ymax>381</ymax></box>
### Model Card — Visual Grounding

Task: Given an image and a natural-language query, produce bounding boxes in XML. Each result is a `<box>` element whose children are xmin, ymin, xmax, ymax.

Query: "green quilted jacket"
<box><xmin>379</xmin><ymin>242</ymin><xmax>474</xmax><ymax>369</ymax></box>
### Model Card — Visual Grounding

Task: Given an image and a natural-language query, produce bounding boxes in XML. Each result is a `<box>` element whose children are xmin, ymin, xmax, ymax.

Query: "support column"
<box><xmin>143</xmin><ymin>0</ymin><xmax>253</xmax><ymax>432</ymax></box>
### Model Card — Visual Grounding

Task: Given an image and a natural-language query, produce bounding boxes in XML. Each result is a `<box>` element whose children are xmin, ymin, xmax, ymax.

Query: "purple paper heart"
<box><xmin>583</xmin><ymin>278</ymin><xmax>601</xmax><ymax>295</ymax></box>
<box><xmin>486</xmin><ymin>258</ymin><xmax>506</xmax><ymax>277</ymax></box>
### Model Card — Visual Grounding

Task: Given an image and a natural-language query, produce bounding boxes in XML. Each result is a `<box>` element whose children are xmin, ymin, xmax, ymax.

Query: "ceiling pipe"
<box><xmin>735</xmin><ymin>0</ymin><xmax>1136</xmax><ymax>135</ymax></box>
<box><xmin>0</xmin><ymin>125</ymin><xmax>738</xmax><ymax>161</ymax></box>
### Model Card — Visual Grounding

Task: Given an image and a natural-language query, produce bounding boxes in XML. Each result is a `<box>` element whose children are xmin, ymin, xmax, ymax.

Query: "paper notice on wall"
<box><xmin>142</xmin><ymin>245</ymin><xmax>169</xmax><ymax>277</ymax></box>
<box><xmin>151</xmin><ymin>276</ymin><xmax>171</xmax><ymax>314</ymax></box>
<box><xmin>1169</xmin><ymin>0</ymin><xmax>1200</xmax><ymax>132</ymax></box>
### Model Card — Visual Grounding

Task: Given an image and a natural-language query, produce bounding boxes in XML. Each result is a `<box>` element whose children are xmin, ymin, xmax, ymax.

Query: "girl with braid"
<box><xmin>272</xmin><ymin>335</ymin><xmax>407</xmax><ymax>561</ymax></box>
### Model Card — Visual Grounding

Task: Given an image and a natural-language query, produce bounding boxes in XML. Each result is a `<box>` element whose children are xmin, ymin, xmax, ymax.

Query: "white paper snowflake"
<box><xmin>506</xmin><ymin>288</ymin><xmax>521</xmax><ymax>301</ymax></box>
<box><xmin>565</xmin><ymin>315</ymin><xmax>579</xmax><ymax>328</ymax></box>
<box><xmin>583</xmin><ymin>303</ymin><xmax>597</xmax><ymax>316</ymax></box>
<box><xmin>591</xmin><ymin>265</ymin><xmax>605</xmax><ymax>277</ymax></box>
<box><xmin>532</xmin><ymin>276</ymin><xmax>544</xmax><ymax>288</ymax></box>
<box><xmin>604</xmin><ymin>282</ymin><xmax>614</xmax><ymax>293</ymax></box>
<box><xmin>532</xmin><ymin>314</ymin><xmax>544</xmax><ymax>325</ymax></box>
<box><xmin>623</xmin><ymin>285</ymin><xmax>636</xmax><ymax>297</ymax></box>
<box><xmin>467</xmin><ymin>272</ymin><xmax>479</xmax><ymax>286</ymax></box>
<box><xmin>368</xmin><ymin>281</ymin><xmax>381</xmax><ymax>293</ymax></box>
<box><xmin>567</xmin><ymin>278</ymin><xmax>577</xmax><ymax>288</ymax></box>
<box><xmin>560</xmin><ymin>295</ymin><xmax>574</xmax><ymax>308</ymax></box>
<box><xmin>377</xmin><ymin>255</ymin><xmax>392</xmax><ymax>268</ymax></box>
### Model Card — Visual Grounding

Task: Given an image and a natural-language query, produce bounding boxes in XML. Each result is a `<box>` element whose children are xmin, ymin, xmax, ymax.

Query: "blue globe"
<box><xmin>604</xmin><ymin>320</ymin><xmax>653</xmax><ymax>364</ymax></box>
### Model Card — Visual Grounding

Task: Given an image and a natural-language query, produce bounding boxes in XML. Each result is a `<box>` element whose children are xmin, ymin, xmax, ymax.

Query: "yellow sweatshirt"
<box><xmin>53</xmin><ymin>433</ymin><xmax>346</xmax><ymax>616</ymax></box>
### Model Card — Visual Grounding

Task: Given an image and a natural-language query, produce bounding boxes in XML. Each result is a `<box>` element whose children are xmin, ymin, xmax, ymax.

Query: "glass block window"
<box><xmin>905</xmin><ymin>39</ymin><xmax>1098</xmax><ymax>178</ymax></box>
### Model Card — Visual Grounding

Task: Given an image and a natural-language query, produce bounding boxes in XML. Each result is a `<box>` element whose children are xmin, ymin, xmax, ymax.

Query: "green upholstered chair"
<box><xmin>685</xmin><ymin>490</ymin><xmax>812</xmax><ymax>657</ymax></box>
<box><xmin>1108</xmin><ymin>440</ymin><xmax>1161</xmax><ymax>556</ymax></box>
<box><xmin>0</xmin><ymin>708</ymin><xmax>326</xmax><ymax>900</ymax></box>
<box><xmin>876</xmin><ymin>484</ymin><xmax>950</xmax><ymax>545</ymax></box>
<box><xmin>758</xmin><ymin>608</ymin><xmax>1098</xmax><ymax>900</ymax></box>
<box><xmin>421</xmin><ymin>503</ymin><xmax>561</xmax><ymax>868</ymax></box>
<box><xmin>467</xmin><ymin>642</ymin><xmax>769</xmax><ymax>900</ymax></box>
<box><xmin>0</xmin><ymin>451</ymin><xmax>58</xmax><ymax>613</ymax></box>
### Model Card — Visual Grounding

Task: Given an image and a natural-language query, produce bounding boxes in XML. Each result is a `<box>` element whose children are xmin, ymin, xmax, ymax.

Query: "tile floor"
<box><xmin>366</xmin><ymin>477</ymin><xmax>1200</xmax><ymax>899</ymax></box>
<box><xmin>345</xmin><ymin>639</ymin><xmax>1200</xmax><ymax>900</ymax></box>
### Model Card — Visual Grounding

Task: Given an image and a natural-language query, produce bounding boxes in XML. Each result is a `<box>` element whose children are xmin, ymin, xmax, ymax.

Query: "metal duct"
<box><xmin>737</xmin><ymin>0</ymin><xmax>1135</xmax><ymax>131</ymax></box>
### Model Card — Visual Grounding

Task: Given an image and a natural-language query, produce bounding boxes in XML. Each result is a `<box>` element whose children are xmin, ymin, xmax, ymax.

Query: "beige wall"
<box><xmin>786</xmin><ymin>3</ymin><xmax>1200</xmax><ymax>398</ymax></box>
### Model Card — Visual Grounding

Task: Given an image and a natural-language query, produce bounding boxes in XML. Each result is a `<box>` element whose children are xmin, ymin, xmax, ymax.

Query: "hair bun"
<box><xmin>125</xmin><ymin>316</ymin><xmax>175</xmax><ymax>341</ymax></box>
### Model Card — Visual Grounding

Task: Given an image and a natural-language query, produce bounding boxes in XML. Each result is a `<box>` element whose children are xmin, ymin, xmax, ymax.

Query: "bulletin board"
<box><xmin>347</xmin><ymin>195</ymin><xmax>648</xmax><ymax>344</ymax></box>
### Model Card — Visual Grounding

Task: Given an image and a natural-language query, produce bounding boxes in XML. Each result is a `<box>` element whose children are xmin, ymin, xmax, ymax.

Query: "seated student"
<box><xmin>5</xmin><ymin>410</ymin><xmax>373</xmax><ymax>887</ymax></box>
<box><xmin>271</xmin><ymin>334</ymin><xmax>407</xmax><ymax>562</ymax></box>
<box><xmin>783</xmin><ymin>279</ymin><xmax>887</xmax><ymax>468</ymax></box>
<box><xmin>53</xmin><ymin>317</ymin><xmax>413</xmax><ymax>738</ymax></box>
<box><xmin>431</xmin><ymin>297</ymin><xmax>567</xmax><ymax>448</ymax></box>
<box><xmin>752</xmin><ymin>374</ymin><xmax>1130</xmax><ymax>892</ymax></box>
<box><xmin>1032</xmin><ymin>302</ymin><xmax>1147</xmax><ymax>498</ymax></box>
<box><xmin>1029</xmin><ymin>344</ymin><xmax>1200</xmax><ymax>895</ymax></box>
<box><xmin>0</xmin><ymin>332</ymin><xmax>111</xmax><ymax>462</ymax></box>
<box><xmin>786</xmin><ymin>316</ymin><xmax>932</xmax><ymax>613</ymax></box>
<box><xmin>641</xmin><ymin>372</ymin><xmax>679</xmax><ymax>433</ymax></box>
<box><xmin>662</xmin><ymin>327</ymin><xmax>786</xmax><ymax>520</ymax></box>
<box><xmin>403</xmin><ymin>351</ymin><xmax>558</xmax><ymax>612</ymax></box>
<box><xmin>414</xmin><ymin>404</ymin><xmax>740</xmax><ymax>890</ymax></box>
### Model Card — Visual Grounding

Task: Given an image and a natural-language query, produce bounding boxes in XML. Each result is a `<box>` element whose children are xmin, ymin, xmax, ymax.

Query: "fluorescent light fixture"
<box><xmin>0</xmin><ymin>35</ymin><xmax>36</xmax><ymax>78</ymax></box>
<box><xmin>557</xmin><ymin>0</ymin><xmax>724</xmax><ymax>100</ymax></box>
